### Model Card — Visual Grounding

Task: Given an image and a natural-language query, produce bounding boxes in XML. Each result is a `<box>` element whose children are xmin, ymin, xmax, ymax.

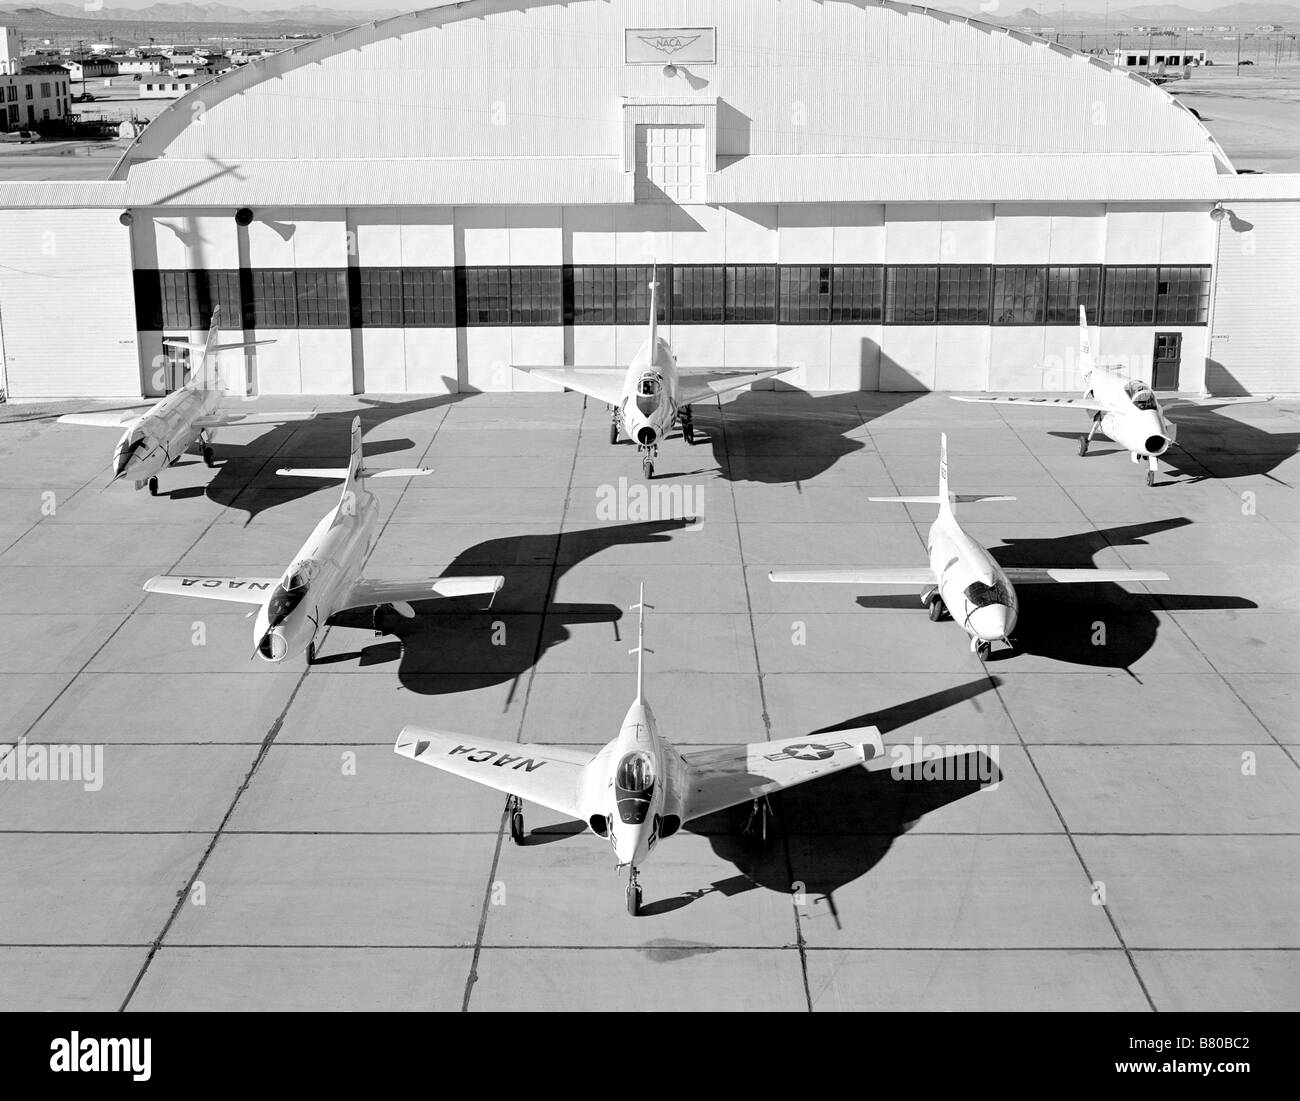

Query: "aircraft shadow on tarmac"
<box><xmin>634</xmin><ymin>676</ymin><xmax>1005</xmax><ymax>918</ymax></box>
<box><xmin>320</xmin><ymin>517</ymin><xmax>695</xmax><ymax>695</ymax></box>
<box><xmin>627</xmin><ymin>386</ymin><xmax>924</xmax><ymax>485</ymax></box>
<box><xmin>199</xmin><ymin>394</ymin><xmax>466</xmax><ymax>522</ymax></box>
<box><xmin>854</xmin><ymin>517</ymin><xmax>1257</xmax><ymax>670</ymax></box>
<box><xmin>1045</xmin><ymin>400</ymin><xmax>1298</xmax><ymax>485</ymax></box>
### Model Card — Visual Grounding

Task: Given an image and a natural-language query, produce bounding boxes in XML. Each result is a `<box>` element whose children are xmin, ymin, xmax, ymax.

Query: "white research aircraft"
<box><xmin>396</xmin><ymin>584</ymin><xmax>891</xmax><ymax>916</ymax></box>
<box><xmin>513</xmin><ymin>272</ymin><xmax>795</xmax><ymax>478</ymax></box>
<box><xmin>769</xmin><ymin>433</ymin><xmax>1170</xmax><ymax>659</ymax></box>
<box><xmin>952</xmin><ymin>305</ymin><xmax>1271</xmax><ymax>487</ymax></box>
<box><xmin>57</xmin><ymin>308</ymin><xmax>314</xmax><ymax>496</ymax></box>
<box><xmin>142</xmin><ymin>416</ymin><xmax>504</xmax><ymax>663</ymax></box>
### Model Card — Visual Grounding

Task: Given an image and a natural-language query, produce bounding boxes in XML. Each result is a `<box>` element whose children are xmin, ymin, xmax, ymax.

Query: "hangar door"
<box><xmin>1206</xmin><ymin>201</ymin><xmax>1300</xmax><ymax>395</ymax></box>
<box><xmin>0</xmin><ymin>209</ymin><xmax>140</xmax><ymax>399</ymax></box>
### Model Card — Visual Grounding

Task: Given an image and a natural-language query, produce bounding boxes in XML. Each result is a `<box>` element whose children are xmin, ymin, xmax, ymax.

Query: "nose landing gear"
<box><xmin>1080</xmin><ymin>413</ymin><xmax>1101</xmax><ymax>456</ymax></box>
<box><xmin>626</xmin><ymin>866</ymin><xmax>642</xmax><ymax>916</ymax></box>
<box><xmin>640</xmin><ymin>444</ymin><xmax>658</xmax><ymax>480</ymax></box>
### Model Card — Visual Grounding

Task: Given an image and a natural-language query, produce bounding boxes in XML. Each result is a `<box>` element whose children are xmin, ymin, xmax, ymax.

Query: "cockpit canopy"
<box><xmin>1124</xmin><ymin>380</ymin><xmax>1156</xmax><ymax>411</ymax></box>
<box><xmin>614</xmin><ymin>750</ymin><xmax>655</xmax><ymax>824</ymax></box>
<box><xmin>283</xmin><ymin>561</ymin><xmax>317</xmax><ymax>592</ymax></box>
<box><xmin>964</xmin><ymin>578</ymin><xmax>1012</xmax><ymax>610</ymax></box>
<box><xmin>634</xmin><ymin>373</ymin><xmax>663</xmax><ymax>416</ymax></box>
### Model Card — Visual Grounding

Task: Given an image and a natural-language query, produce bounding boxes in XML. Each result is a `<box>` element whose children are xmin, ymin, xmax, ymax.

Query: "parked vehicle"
<box><xmin>72</xmin><ymin>92</ymin><xmax>96</xmax><ymax>103</ymax></box>
<box><xmin>0</xmin><ymin>130</ymin><xmax>40</xmax><ymax>143</ymax></box>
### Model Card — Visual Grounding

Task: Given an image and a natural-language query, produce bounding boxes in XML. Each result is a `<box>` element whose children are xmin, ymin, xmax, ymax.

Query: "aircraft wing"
<box><xmin>681</xmin><ymin>727</ymin><xmax>884</xmax><ymax>823</ymax></box>
<box><xmin>1002</xmin><ymin>567</ymin><xmax>1170</xmax><ymax>584</ymax></box>
<box><xmin>142</xmin><ymin>575</ymin><xmax>278</xmax><ymax>604</ymax></box>
<box><xmin>337</xmin><ymin>575</ymin><xmax>504</xmax><ymax>613</ymax></box>
<box><xmin>395</xmin><ymin>726</ymin><xmax>592</xmax><ymax>821</ymax></box>
<box><xmin>513</xmin><ymin>368</ymin><xmax>625</xmax><ymax>405</ymax></box>
<box><xmin>769</xmin><ymin>568</ymin><xmax>936</xmax><ymax>586</ymax></box>
<box><xmin>677</xmin><ymin>368</ymin><xmax>790</xmax><ymax>404</ymax></box>
<box><xmin>950</xmin><ymin>395</ymin><xmax>1110</xmax><ymax>412</ymax></box>
<box><xmin>192</xmin><ymin>412</ymin><xmax>316</xmax><ymax>428</ymax></box>
<box><xmin>57</xmin><ymin>411</ymin><xmax>143</xmax><ymax>429</ymax></box>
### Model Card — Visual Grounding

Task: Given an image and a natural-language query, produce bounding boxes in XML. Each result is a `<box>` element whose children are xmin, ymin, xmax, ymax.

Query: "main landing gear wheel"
<box><xmin>305</xmin><ymin>642</ymin><xmax>316</xmax><ymax>665</ymax></box>
<box><xmin>1078</xmin><ymin>435</ymin><xmax>1089</xmax><ymax>457</ymax></box>
<box><xmin>626</xmin><ymin>870</ymin><xmax>642</xmax><ymax>916</ymax></box>
<box><xmin>372</xmin><ymin>605</ymin><xmax>386</xmax><ymax>637</ymax></box>
<box><xmin>506</xmin><ymin>795</ymin><xmax>525</xmax><ymax>846</ymax></box>
<box><xmin>202</xmin><ymin>445</ymin><xmax>216</xmax><ymax>468</ymax></box>
<box><xmin>681</xmin><ymin>407</ymin><xmax>696</xmax><ymax>446</ymax></box>
<box><xmin>147</xmin><ymin>476</ymin><xmax>159</xmax><ymax>496</ymax></box>
<box><xmin>609</xmin><ymin>416</ymin><xmax>620</xmax><ymax>445</ymax></box>
<box><xmin>927</xmin><ymin>594</ymin><xmax>946</xmax><ymax>622</ymax></box>
<box><xmin>1147</xmin><ymin>469</ymin><xmax>1157</xmax><ymax>487</ymax></box>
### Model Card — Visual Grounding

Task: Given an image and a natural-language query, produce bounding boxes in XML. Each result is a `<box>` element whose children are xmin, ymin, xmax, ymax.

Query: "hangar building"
<box><xmin>0</xmin><ymin>0</ymin><xmax>1296</xmax><ymax>400</ymax></box>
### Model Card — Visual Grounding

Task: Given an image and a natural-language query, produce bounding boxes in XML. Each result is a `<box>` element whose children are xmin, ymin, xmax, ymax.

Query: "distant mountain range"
<box><xmin>0</xmin><ymin>1</ymin><xmax>1294</xmax><ymax>38</ymax></box>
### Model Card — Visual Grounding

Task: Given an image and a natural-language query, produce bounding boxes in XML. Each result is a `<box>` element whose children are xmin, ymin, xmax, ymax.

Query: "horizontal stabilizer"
<box><xmin>275</xmin><ymin>466</ymin><xmax>432</xmax><ymax>480</ymax></box>
<box><xmin>866</xmin><ymin>494</ymin><xmax>1016</xmax><ymax>505</ymax></box>
<box><xmin>1003</xmin><ymin>567</ymin><xmax>1170</xmax><ymax>585</ymax></box>
<box><xmin>429</xmin><ymin>576</ymin><xmax>505</xmax><ymax>600</ymax></box>
<box><xmin>193</xmin><ymin>411</ymin><xmax>315</xmax><ymax>428</ymax></box>
<box><xmin>769</xmin><ymin>568</ymin><xmax>935</xmax><ymax>586</ymax></box>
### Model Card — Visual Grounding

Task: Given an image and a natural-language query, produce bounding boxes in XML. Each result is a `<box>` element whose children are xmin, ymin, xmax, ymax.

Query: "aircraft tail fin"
<box><xmin>938</xmin><ymin>431</ymin><xmax>951</xmax><ymax>515</ymax></box>
<box><xmin>274</xmin><ymin>417</ymin><xmax>432</xmax><ymax>494</ymax></box>
<box><xmin>647</xmin><ymin>265</ymin><xmax>659</xmax><ymax>351</ymax></box>
<box><xmin>628</xmin><ymin>582</ymin><xmax>653</xmax><ymax>702</ymax></box>
<box><xmin>1078</xmin><ymin>305</ymin><xmax>1096</xmax><ymax>381</ymax></box>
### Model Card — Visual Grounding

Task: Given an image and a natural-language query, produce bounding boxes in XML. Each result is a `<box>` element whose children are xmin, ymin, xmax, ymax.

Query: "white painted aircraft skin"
<box><xmin>951</xmin><ymin>305</ymin><xmax>1270</xmax><ymax>487</ymax></box>
<box><xmin>769</xmin><ymin>433</ymin><xmax>1171</xmax><ymax>658</ymax></box>
<box><xmin>56</xmin><ymin>308</ymin><xmax>312</xmax><ymax>495</ymax></box>
<box><xmin>513</xmin><ymin>273</ymin><xmax>795</xmax><ymax>478</ymax></box>
<box><xmin>396</xmin><ymin>584</ymin><xmax>888</xmax><ymax>916</ymax></box>
<box><xmin>141</xmin><ymin>417</ymin><xmax>504</xmax><ymax>663</ymax></box>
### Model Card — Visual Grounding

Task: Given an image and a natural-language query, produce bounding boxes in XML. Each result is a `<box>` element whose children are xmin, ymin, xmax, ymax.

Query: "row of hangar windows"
<box><xmin>135</xmin><ymin>263</ymin><xmax>1211</xmax><ymax>332</ymax></box>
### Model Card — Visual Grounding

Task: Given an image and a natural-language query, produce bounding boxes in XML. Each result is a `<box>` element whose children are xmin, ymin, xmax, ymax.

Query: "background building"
<box><xmin>0</xmin><ymin>29</ymin><xmax>69</xmax><ymax>131</ymax></box>
<box><xmin>0</xmin><ymin>0</ymin><xmax>1296</xmax><ymax>400</ymax></box>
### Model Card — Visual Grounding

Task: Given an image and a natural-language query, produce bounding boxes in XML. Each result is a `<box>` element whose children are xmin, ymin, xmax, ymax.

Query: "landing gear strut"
<box><xmin>1080</xmin><ymin>414</ymin><xmax>1101</xmax><ymax>457</ymax></box>
<box><xmin>640</xmin><ymin>445</ymin><xmax>658</xmax><ymax>480</ymax></box>
<box><xmin>609</xmin><ymin>408</ymin><xmax>621</xmax><ymax>445</ymax></box>
<box><xmin>147</xmin><ymin>476</ymin><xmax>159</xmax><ymax>496</ymax></box>
<box><xmin>681</xmin><ymin>406</ymin><xmax>696</xmax><ymax>446</ymax></box>
<box><xmin>626</xmin><ymin>866</ymin><xmax>642</xmax><ymax>916</ymax></box>
<box><xmin>742</xmin><ymin>795</ymin><xmax>773</xmax><ymax>844</ymax></box>
<box><xmin>372</xmin><ymin>605</ymin><xmax>386</xmax><ymax>637</ymax></box>
<box><xmin>506</xmin><ymin>794</ymin><xmax>525</xmax><ymax>846</ymax></box>
<box><xmin>974</xmin><ymin>639</ymin><xmax>992</xmax><ymax>661</ymax></box>
<box><xmin>1146</xmin><ymin>454</ymin><xmax>1159</xmax><ymax>488</ymax></box>
<box><xmin>200</xmin><ymin>431</ymin><xmax>216</xmax><ymax>468</ymax></box>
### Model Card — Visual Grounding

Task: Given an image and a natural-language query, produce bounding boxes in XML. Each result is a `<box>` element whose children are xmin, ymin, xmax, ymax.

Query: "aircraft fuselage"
<box><xmin>928</xmin><ymin>511</ymin><xmax>1019</xmax><ymax>647</ymax></box>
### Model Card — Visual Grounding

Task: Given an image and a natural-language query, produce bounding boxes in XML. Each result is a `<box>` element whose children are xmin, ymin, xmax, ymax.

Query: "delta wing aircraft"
<box><xmin>769</xmin><ymin>433</ymin><xmax>1170</xmax><ymax>659</ymax></box>
<box><xmin>397</xmin><ymin>585</ymin><xmax>890</xmax><ymax>915</ymax></box>
<box><xmin>514</xmin><ymin>273</ymin><xmax>795</xmax><ymax>478</ymax></box>
<box><xmin>142</xmin><ymin>417</ymin><xmax>504</xmax><ymax>663</ymax></box>
<box><xmin>57</xmin><ymin>308</ymin><xmax>313</xmax><ymax>495</ymax></box>
<box><xmin>952</xmin><ymin>306</ymin><xmax>1271</xmax><ymax>486</ymax></box>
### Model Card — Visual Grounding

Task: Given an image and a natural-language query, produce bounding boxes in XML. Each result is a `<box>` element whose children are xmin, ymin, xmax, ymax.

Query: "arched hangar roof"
<box><xmin>111</xmin><ymin>0</ymin><xmax>1233</xmax><ymax>206</ymax></box>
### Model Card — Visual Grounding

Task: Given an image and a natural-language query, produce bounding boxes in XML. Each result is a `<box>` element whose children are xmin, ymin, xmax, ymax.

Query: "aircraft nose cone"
<box><xmin>969</xmin><ymin>605</ymin><xmax>1009</xmax><ymax>642</ymax></box>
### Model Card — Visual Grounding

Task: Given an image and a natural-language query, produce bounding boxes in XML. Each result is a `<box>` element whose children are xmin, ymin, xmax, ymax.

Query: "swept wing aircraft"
<box><xmin>952</xmin><ymin>306</ymin><xmax>1271</xmax><ymax>486</ymax></box>
<box><xmin>396</xmin><ymin>585</ymin><xmax>889</xmax><ymax>915</ymax></box>
<box><xmin>57</xmin><ymin>308</ymin><xmax>313</xmax><ymax>495</ymax></box>
<box><xmin>514</xmin><ymin>273</ymin><xmax>795</xmax><ymax>478</ymax></box>
<box><xmin>142</xmin><ymin>417</ymin><xmax>504</xmax><ymax>663</ymax></box>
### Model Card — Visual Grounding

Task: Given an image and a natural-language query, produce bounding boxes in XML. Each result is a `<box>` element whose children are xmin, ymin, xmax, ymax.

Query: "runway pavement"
<box><xmin>0</xmin><ymin>388</ymin><xmax>1296</xmax><ymax>1011</ymax></box>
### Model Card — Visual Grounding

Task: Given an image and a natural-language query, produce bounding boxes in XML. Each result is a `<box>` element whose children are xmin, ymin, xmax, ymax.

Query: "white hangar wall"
<box><xmin>130</xmin><ymin>200</ymin><xmax>1216</xmax><ymax>397</ymax></box>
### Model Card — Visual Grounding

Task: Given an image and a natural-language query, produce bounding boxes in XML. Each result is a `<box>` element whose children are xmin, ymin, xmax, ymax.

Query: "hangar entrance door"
<box><xmin>1152</xmin><ymin>333</ymin><xmax>1181</xmax><ymax>390</ymax></box>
